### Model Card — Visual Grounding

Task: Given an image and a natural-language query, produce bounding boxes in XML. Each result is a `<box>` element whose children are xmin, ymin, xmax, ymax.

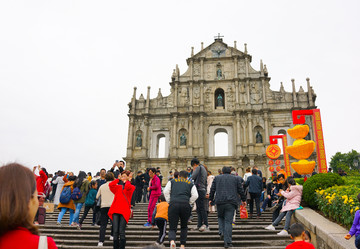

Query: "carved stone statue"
<box><xmin>180</xmin><ymin>133</ymin><xmax>187</xmax><ymax>146</ymax></box>
<box><xmin>217</xmin><ymin>69</ymin><xmax>222</xmax><ymax>79</ymax></box>
<box><xmin>217</xmin><ymin>94</ymin><xmax>224</xmax><ymax>107</ymax></box>
<box><xmin>136</xmin><ymin>133</ymin><xmax>142</xmax><ymax>147</ymax></box>
<box><xmin>256</xmin><ymin>131</ymin><xmax>263</xmax><ymax>143</ymax></box>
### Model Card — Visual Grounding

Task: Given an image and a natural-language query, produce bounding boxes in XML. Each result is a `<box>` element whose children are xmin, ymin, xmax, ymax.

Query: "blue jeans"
<box><xmin>72</xmin><ymin>203</ymin><xmax>84</xmax><ymax>224</ymax></box>
<box><xmin>355</xmin><ymin>234</ymin><xmax>360</xmax><ymax>249</ymax></box>
<box><xmin>217</xmin><ymin>203</ymin><xmax>236</xmax><ymax>246</ymax></box>
<box><xmin>57</xmin><ymin>208</ymin><xmax>74</xmax><ymax>225</ymax></box>
<box><xmin>272</xmin><ymin>209</ymin><xmax>294</xmax><ymax>231</ymax></box>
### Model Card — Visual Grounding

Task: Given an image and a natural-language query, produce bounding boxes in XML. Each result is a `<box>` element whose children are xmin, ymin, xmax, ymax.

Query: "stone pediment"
<box><xmin>190</xmin><ymin>39</ymin><xmax>245</xmax><ymax>62</ymax></box>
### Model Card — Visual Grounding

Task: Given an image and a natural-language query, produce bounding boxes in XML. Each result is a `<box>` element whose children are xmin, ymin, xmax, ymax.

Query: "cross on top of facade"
<box><xmin>214</xmin><ymin>33</ymin><xmax>224</xmax><ymax>40</ymax></box>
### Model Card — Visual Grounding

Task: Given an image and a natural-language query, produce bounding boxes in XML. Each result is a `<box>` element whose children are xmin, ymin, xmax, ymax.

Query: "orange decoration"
<box><xmin>266</xmin><ymin>144</ymin><xmax>281</xmax><ymax>159</ymax></box>
<box><xmin>268</xmin><ymin>160</ymin><xmax>274</xmax><ymax>166</ymax></box>
<box><xmin>276</xmin><ymin>166</ymin><xmax>281</xmax><ymax>171</ymax></box>
<box><xmin>286</xmin><ymin>140</ymin><xmax>316</xmax><ymax>160</ymax></box>
<box><xmin>291</xmin><ymin>160</ymin><xmax>316</xmax><ymax>175</ymax></box>
<box><xmin>287</xmin><ymin>125</ymin><xmax>310</xmax><ymax>139</ymax></box>
<box><xmin>269</xmin><ymin>166</ymin><xmax>275</xmax><ymax>172</ymax></box>
<box><xmin>275</xmin><ymin>160</ymin><xmax>281</xmax><ymax>165</ymax></box>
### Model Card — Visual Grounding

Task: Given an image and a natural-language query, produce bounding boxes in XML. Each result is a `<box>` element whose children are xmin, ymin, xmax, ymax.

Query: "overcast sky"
<box><xmin>0</xmin><ymin>0</ymin><xmax>359</xmax><ymax>175</ymax></box>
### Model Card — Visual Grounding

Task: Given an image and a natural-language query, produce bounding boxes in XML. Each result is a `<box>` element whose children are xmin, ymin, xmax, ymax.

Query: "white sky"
<box><xmin>1</xmin><ymin>0</ymin><xmax>359</xmax><ymax>175</ymax></box>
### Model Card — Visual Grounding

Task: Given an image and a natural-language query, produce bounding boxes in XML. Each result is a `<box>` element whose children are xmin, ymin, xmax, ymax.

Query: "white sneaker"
<box><xmin>265</xmin><ymin>224</ymin><xmax>275</xmax><ymax>230</ymax></box>
<box><xmin>170</xmin><ymin>240</ymin><xmax>176</xmax><ymax>249</ymax></box>
<box><xmin>97</xmin><ymin>242</ymin><xmax>103</xmax><ymax>247</ymax></box>
<box><xmin>109</xmin><ymin>235</ymin><xmax>114</xmax><ymax>241</ymax></box>
<box><xmin>277</xmin><ymin>229</ymin><xmax>289</xmax><ymax>235</ymax></box>
<box><xmin>198</xmin><ymin>224</ymin><xmax>207</xmax><ymax>232</ymax></box>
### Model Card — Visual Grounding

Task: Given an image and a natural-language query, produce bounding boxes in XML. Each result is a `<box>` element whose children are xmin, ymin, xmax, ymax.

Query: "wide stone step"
<box><xmin>40</xmin><ymin>202</ymin><xmax>291</xmax><ymax>248</ymax></box>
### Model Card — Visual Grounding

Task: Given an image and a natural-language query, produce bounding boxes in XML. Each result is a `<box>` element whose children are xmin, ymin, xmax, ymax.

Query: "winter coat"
<box><xmin>57</xmin><ymin>181</ymin><xmax>76</xmax><ymax>211</ymax></box>
<box><xmin>280</xmin><ymin>184</ymin><xmax>303</xmax><ymax>212</ymax></box>
<box><xmin>35</xmin><ymin>170</ymin><xmax>48</xmax><ymax>196</ymax></box>
<box><xmin>108</xmin><ymin>179</ymin><xmax>135</xmax><ymax>223</ymax></box>
<box><xmin>52</xmin><ymin>176</ymin><xmax>65</xmax><ymax>205</ymax></box>
<box><xmin>149</xmin><ymin>175</ymin><xmax>161</xmax><ymax>197</ymax></box>
<box><xmin>0</xmin><ymin>227</ymin><xmax>57</xmax><ymax>249</ymax></box>
<box><xmin>209</xmin><ymin>173</ymin><xmax>246</xmax><ymax>206</ymax></box>
<box><xmin>85</xmin><ymin>188</ymin><xmax>98</xmax><ymax>206</ymax></box>
<box><xmin>245</xmin><ymin>175</ymin><xmax>263</xmax><ymax>194</ymax></box>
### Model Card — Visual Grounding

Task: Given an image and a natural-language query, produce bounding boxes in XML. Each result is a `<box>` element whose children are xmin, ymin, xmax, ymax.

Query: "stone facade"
<box><xmin>124</xmin><ymin>38</ymin><xmax>317</xmax><ymax>178</ymax></box>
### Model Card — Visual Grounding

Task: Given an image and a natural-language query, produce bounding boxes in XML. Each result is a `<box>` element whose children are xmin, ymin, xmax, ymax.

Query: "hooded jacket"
<box><xmin>280</xmin><ymin>184</ymin><xmax>303</xmax><ymax>212</ymax></box>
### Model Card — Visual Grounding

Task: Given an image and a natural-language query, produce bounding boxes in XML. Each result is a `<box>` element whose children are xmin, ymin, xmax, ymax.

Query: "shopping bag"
<box><xmin>240</xmin><ymin>205</ymin><xmax>248</xmax><ymax>219</ymax></box>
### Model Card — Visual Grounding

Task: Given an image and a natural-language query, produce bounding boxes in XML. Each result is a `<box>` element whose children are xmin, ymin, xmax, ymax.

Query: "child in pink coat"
<box><xmin>265</xmin><ymin>177</ymin><xmax>303</xmax><ymax>235</ymax></box>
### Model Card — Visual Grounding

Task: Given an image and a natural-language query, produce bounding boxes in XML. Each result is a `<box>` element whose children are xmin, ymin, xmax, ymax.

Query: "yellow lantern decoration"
<box><xmin>286</xmin><ymin>125</ymin><xmax>316</xmax><ymax>175</ymax></box>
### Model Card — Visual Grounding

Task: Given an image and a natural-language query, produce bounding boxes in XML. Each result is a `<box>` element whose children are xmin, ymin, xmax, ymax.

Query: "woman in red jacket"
<box><xmin>108</xmin><ymin>170</ymin><xmax>135</xmax><ymax>249</ymax></box>
<box><xmin>0</xmin><ymin>163</ymin><xmax>57</xmax><ymax>249</ymax></box>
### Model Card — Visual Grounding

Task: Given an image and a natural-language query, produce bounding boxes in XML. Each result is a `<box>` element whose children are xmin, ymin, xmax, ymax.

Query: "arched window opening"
<box><xmin>157</xmin><ymin>134</ymin><xmax>166</xmax><ymax>158</ymax></box>
<box><xmin>214</xmin><ymin>88</ymin><xmax>225</xmax><ymax>109</ymax></box>
<box><xmin>214</xmin><ymin>130</ymin><xmax>228</xmax><ymax>156</ymax></box>
<box><xmin>277</xmin><ymin>129</ymin><xmax>287</xmax><ymax>154</ymax></box>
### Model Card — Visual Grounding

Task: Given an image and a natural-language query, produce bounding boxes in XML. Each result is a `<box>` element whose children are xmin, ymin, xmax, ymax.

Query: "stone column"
<box><xmin>245</xmin><ymin>57</ymin><xmax>249</xmax><ymax>77</ymax></box>
<box><xmin>189</xmin><ymin>81</ymin><xmax>193</xmax><ymax>111</ymax></box>
<box><xmin>127</xmin><ymin>117</ymin><xmax>134</xmax><ymax>155</ymax></box>
<box><xmin>174</xmin><ymin>83</ymin><xmax>178</xmax><ymax>107</ymax></box>
<box><xmin>307</xmin><ymin>78</ymin><xmax>314</xmax><ymax>106</ymax></box>
<box><xmin>234</xmin><ymin>56</ymin><xmax>238</xmax><ymax>79</ymax></box>
<box><xmin>246</xmin><ymin>80</ymin><xmax>250</xmax><ymax>104</ymax></box>
<box><xmin>143</xmin><ymin>117</ymin><xmax>149</xmax><ymax>156</ymax></box>
<box><xmin>236</xmin><ymin>113</ymin><xmax>241</xmax><ymax>145</ymax></box>
<box><xmin>130</xmin><ymin>87</ymin><xmax>137</xmax><ymax>114</ymax></box>
<box><xmin>189</xmin><ymin>114</ymin><xmax>193</xmax><ymax>147</ymax></box>
<box><xmin>200</xmin><ymin>58</ymin><xmax>204</xmax><ymax>80</ymax></box>
<box><xmin>145</xmin><ymin>86</ymin><xmax>150</xmax><ymax>113</ymax></box>
<box><xmin>248</xmin><ymin>112</ymin><xmax>253</xmax><ymax>144</ymax></box>
<box><xmin>235</xmin><ymin>80</ymin><xmax>239</xmax><ymax>105</ymax></box>
<box><xmin>262</xmin><ymin>79</ymin><xmax>267</xmax><ymax>107</ymax></box>
<box><xmin>200</xmin><ymin>114</ymin><xmax>204</xmax><ymax>155</ymax></box>
<box><xmin>264</xmin><ymin>112</ymin><xmax>269</xmax><ymax>144</ymax></box>
<box><xmin>190</xmin><ymin>60</ymin><xmax>193</xmax><ymax>81</ymax></box>
<box><xmin>292</xmin><ymin>79</ymin><xmax>298</xmax><ymax>108</ymax></box>
<box><xmin>172</xmin><ymin>115</ymin><xmax>178</xmax><ymax>155</ymax></box>
<box><xmin>200</xmin><ymin>82</ymin><xmax>204</xmax><ymax>111</ymax></box>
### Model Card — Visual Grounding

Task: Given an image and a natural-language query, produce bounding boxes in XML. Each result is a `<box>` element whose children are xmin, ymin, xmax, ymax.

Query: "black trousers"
<box><xmin>112</xmin><ymin>213</ymin><xmax>127</xmax><ymax>249</ymax></box>
<box><xmin>135</xmin><ymin>187</ymin><xmax>143</xmax><ymax>203</ymax></box>
<box><xmin>272</xmin><ymin>199</ymin><xmax>284</xmax><ymax>222</ymax></box>
<box><xmin>249</xmin><ymin>192</ymin><xmax>261</xmax><ymax>216</ymax></box>
<box><xmin>99</xmin><ymin>207</ymin><xmax>113</xmax><ymax>243</ymax></box>
<box><xmin>155</xmin><ymin>218</ymin><xmax>167</xmax><ymax>244</ymax></box>
<box><xmin>79</xmin><ymin>204</ymin><xmax>95</xmax><ymax>225</ymax></box>
<box><xmin>168</xmin><ymin>202</ymin><xmax>191</xmax><ymax>246</ymax></box>
<box><xmin>195</xmin><ymin>189</ymin><xmax>208</xmax><ymax>228</ymax></box>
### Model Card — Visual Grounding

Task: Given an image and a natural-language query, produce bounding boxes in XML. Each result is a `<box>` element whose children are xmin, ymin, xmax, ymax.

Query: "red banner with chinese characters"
<box><xmin>292</xmin><ymin>109</ymin><xmax>327</xmax><ymax>173</ymax></box>
<box><xmin>269</xmin><ymin>135</ymin><xmax>291</xmax><ymax>176</ymax></box>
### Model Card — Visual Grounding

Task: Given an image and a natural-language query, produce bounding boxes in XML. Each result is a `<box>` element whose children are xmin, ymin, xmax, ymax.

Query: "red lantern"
<box><xmin>276</xmin><ymin>166</ymin><xmax>281</xmax><ymax>172</ymax></box>
<box><xmin>269</xmin><ymin>166</ymin><xmax>275</xmax><ymax>172</ymax></box>
<box><xmin>268</xmin><ymin>160</ymin><xmax>274</xmax><ymax>166</ymax></box>
<box><xmin>275</xmin><ymin>160</ymin><xmax>281</xmax><ymax>165</ymax></box>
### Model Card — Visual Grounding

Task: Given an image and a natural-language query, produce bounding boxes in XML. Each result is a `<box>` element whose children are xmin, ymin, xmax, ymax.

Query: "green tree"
<box><xmin>329</xmin><ymin>150</ymin><xmax>360</xmax><ymax>174</ymax></box>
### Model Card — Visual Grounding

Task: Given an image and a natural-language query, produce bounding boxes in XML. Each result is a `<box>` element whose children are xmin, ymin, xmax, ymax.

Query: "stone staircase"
<box><xmin>39</xmin><ymin>203</ymin><xmax>291</xmax><ymax>249</ymax></box>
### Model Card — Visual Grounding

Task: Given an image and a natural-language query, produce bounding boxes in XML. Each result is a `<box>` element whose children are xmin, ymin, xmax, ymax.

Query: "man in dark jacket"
<box><xmin>245</xmin><ymin>168</ymin><xmax>263</xmax><ymax>218</ymax></box>
<box><xmin>210</xmin><ymin>166</ymin><xmax>246</xmax><ymax>249</ymax></box>
<box><xmin>135</xmin><ymin>171</ymin><xmax>144</xmax><ymax>203</ymax></box>
<box><xmin>191</xmin><ymin>158</ymin><xmax>208</xmax><ymax>231</ymax></box>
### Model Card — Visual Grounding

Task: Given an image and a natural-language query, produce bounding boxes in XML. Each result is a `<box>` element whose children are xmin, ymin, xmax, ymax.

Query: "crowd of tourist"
<box><xmin>0</xmin><ymin>160</ymin><xmax>359</xmax><ymax>249</ymax></box>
